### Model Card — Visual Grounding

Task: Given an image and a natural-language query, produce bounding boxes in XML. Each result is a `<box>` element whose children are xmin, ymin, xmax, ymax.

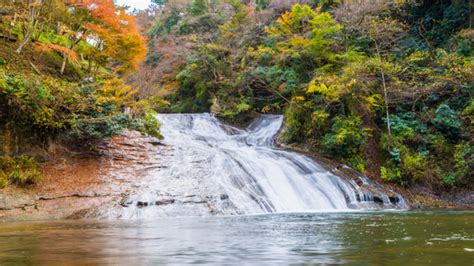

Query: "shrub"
<box><xmin>433</xmin><ymin>103</ymin><xmax>461</xmax><ymax>138</ymax></box>
<box><xmin>401</xmin><ymin>151</ymin><xmax>427</xmax><ymax>182</ymax></box>
<box><xmin>322</xmin><ymin>115</ymin><xmax>368</xmax><ymax>157</ymax></box>
<box><xmin>282</xmin><ymin>103</ymin><xmax>311</xmax><ymax>144</ymax></box>
<box><xmin>142</xmin><ymin>110</ymin><xmax>163</xmax><ymax>139</ymax></box>
<box><xmin>0</xmin><ymin>170</ymin><xmax>8</xmax><ymax>188</ymax></box>
<box><xmin>443</xmin><ymin>143</ymin><xmax>473</xmax><ymax>187</ymax></box>
<box><xmin>0</xmin><ymin>156</ymin><xmax>42</xmax><ymax>187</ymax></box>
<box><xmin>381</xmin><ymin>166</ymin><xmax>402</xmax><ymax>184</ymax></box>
<box><xmin>73</xmin><ymin>114</ymin><xmax>133</xmax><ymax>139</ymax></box>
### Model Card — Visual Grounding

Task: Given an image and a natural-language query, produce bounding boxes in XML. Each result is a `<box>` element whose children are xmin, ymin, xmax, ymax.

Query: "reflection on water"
<box><xmin>0</xmin><ymin>211</ymin><xmax>473</xmax><ymax>265</ymax></box>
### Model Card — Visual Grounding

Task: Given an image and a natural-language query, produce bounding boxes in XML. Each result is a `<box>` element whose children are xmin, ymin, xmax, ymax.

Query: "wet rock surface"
<box><xmin>0</xmin><ymin>192</ymin><xmax>36</xmax><ymax>210</ymax></box>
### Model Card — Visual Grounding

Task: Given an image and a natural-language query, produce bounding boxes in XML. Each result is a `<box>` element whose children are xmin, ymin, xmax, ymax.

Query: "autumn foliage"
<box><xmin>80</xmin><ymin>0</ymin><xmax>147</xmax><ymax>73</ymax></box>
<box><xmin>4</xmin><ymin>0</ymin><xmax>147</xmax><ymax>74</ymax></box>
<box><xmin>0</xmin><ymin>0</ymin><xmax>156</xmax><ymax>181</ymax></box>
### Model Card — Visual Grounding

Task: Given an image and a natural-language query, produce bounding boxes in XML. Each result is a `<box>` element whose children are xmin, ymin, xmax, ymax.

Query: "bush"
<box><xmin>0</xmin><ymin>156</ymin><xmax>42</xmax><ymax>187</ymax></box>
<box><xmin>0</xmin><ymin>170</ymin><xmax>8</xmax><ymax>188</ymax></box>
<box><xmin>442</xmin><ymin>143</ymin><xmax>473</xmax><ymax>187</ymax></box>
<box><xmin>282</xmin><ymin>103</ymin><xmax>311</xmax><ymax>144</ymax></box>
<box><xmin>0</xmin><ymin>71</ymin><xmax>160</xmax><ymax>141</ymax></box>
<box><xmin>322</xmin><ymin>116</ymin><xmax>368</xmax><ymax>157</ymax></box>
<box><xmin>73</xmin><ymin>114</ymin><xmax>135</xmax><ymax>139</ymax></box>
<box><xmin>433</xmin><ymin>103</ymin><xmax>461</xmax><ymax>138</ymax></box>
<box><xmin>381</xmin><ymin>166</ymin><xmax>402</xmax><ymax>184</ymax></box>
<box><xmin>401</xmin><ymin>151</ymin><xmax>427</xmax><ymax>182</ymax></box>
<box><xmin>142</xmin><ymin>110</ymin><xmax>163</xmax><ymax>139</ymax></box>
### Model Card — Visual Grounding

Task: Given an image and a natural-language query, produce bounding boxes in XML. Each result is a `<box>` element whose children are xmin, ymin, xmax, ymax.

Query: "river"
<box><xmin>0</xmin><ymin>211</ymin><xmax>472</xmax><ymax>265</ymax></box>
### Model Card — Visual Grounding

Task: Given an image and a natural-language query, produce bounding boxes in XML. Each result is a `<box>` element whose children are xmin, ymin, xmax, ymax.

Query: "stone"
<box><xmin>220</xmin><ymin>194</ymin><xmax>229</xmax><ymax>200</ymax></box>
<box><xmin>0</xmin><ymin>193</ymin><xmax>36</xmax><ymax>210</ymax></box>
<box><xmin>155</xmin><ymin>199</ymin><xmax>175</xmax><ymax>205</ymax></box>
<box><xmin>136</xmin><ymin>201</ymin><xmax>149</xmax><ymax>207</ymax></box>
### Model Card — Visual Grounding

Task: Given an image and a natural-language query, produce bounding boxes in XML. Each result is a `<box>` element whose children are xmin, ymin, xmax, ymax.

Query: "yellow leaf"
<box><xmin>292</xmin><ymin>96</ymin><xmax>305</xmax><ymax>102</ymax></box>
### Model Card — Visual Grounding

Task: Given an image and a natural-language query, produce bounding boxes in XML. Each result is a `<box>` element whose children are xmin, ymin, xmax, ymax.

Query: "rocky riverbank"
<box><xmin>0</xmin><ymin>131</ymin><xmax>172</xmax><ymax>221</ymax></box>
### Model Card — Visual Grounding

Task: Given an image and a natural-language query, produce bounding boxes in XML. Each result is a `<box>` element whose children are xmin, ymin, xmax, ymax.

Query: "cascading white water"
<box><xmin>116</xmin><ymin>113</ymin><xmax>406</xmax><ymax>218</ymax></box>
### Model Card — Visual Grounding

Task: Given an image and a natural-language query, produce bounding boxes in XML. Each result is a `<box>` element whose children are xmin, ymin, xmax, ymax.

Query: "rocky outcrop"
<box><xmin>0</xmin><ymin>131</ymin><xmax>172</xmax><ymax>220</ymax></box>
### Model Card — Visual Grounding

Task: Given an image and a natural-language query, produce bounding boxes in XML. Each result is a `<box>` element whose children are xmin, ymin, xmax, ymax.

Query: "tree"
<box><xmin>54</xmin><ymin>1</ymin><xmax>92</xmax><ymax>74</ymax></box>
<box><xmin>334</xmin><ymin>1</ymin><xmax>407</xmax><ymax>138</ymax></box>
<box><xmin>12</xmin><ymin>0</ymin><xmax>46</xmax><ymax>53</ymax></box>
<box><xmin>367</xmin><ymin>18</ymin><xmax>407</xmax><ymax>137</ymax></box>
<box><xmin>78</xmin><ymin>0</ymin><xmax>147</xmax><ymax>75</ymax></box>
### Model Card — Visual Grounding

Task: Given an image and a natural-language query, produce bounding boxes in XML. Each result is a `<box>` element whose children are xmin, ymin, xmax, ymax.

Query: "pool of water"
<box><xmin>0</xmin><ymin>211</ymin><xmax>472</xmax><ymax>265</ymax></box>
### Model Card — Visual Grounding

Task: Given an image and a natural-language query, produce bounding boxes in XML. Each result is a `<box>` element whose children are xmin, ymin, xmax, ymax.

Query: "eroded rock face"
<box><xmin>0</xmin><ymin>131</ymin><xmax>172</xmax><ymax>220</ymax></box>
<box><xmin>0</xmin><ymin>192</ymin><xmax>36</xmax><ymax>210</ymax></box>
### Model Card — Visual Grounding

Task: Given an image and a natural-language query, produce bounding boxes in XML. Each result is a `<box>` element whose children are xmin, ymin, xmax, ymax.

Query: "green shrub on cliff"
<box><xmin>0</xmin><ymin>156</ymin><xmax>42</xmax><ymax>186</ymax></box>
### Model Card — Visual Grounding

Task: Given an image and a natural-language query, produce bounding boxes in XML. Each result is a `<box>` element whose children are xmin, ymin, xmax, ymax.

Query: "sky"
<box><xmin>115</xmin><ymin>0</ymin><xmax>152</xmax><ymax>10</ymax></box>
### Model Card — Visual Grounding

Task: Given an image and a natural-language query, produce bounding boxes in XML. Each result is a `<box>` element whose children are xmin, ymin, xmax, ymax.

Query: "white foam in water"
<box><xmin>115</xmin><ymin>113</ymin><xmax>406</xmax><ymax>218</ymax></box>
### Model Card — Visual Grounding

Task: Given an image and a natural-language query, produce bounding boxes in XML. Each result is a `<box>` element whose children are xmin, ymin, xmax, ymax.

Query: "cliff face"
<box><xmin>0</xmin><ymin>131</ymin><xmax>168</xmax><ymax>220</ymax></box>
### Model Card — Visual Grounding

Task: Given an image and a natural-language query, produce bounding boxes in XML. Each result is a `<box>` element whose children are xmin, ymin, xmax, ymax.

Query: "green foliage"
<box><xmin>322</xmin><ymin>116</ymin><xmax>368</xmax><ymax>157</ymax></box>
<box><xmin>219</xmin><ymin>97</ymin><xmax>253</xmax><ymax>120</ymax></box>
<box><xmin>0</xmin><ymin>66</ymin><xmax>161</xmax><ymax>143</ymax></box>
<box><xmin>433</xmin><ymin>103</ymin><xmax>461</xmax><ymax>139</ymax></box>
<box><xmin>381</xmin><ymin>165</ymin><xmax>402</xmax><ymax>183</ymax></box>
<box><xmin>189</xmin><ymin>0</ymin><xmax>208</xmax><ymax>16</ymax></box>
<box><xmin>387</xmin><ymin>113</ymin><xmax>427</xmax><ymax>138</ymax></box>
<box><xmin>149</xmin><ymin>8</ymin><xmax>181</xmax><ymax>37</ymax></box>
<box><xmin>256</xmin><ymin>0</ymin><xmax>270</xmax><ymax>10</ymax></box>
<box><xmin>282</xmin><ymin>103</ymin><xmax>311</xmax><ymax>144</ymax></box>
<box><xmin>400</xmin><ymin>151</ymin><xmax>427</xmax><ymax>182</ymax></box>
<box><xmin>407</xmin><ymin>0</ymin><xmax>469</xmax><ymax>47</ymax></box>
<box><xmin>263</xmin><ymin>4</ymin><xmax>342</xmax><ymax>77</ymax></box>
<box><xmin>0</xmin><ymin>156</ymin><xmax>42</xmax><ymax>187</ymax></box>
<box><xmin>74</xmin><ymin>114</ymin><xmax>134</xmax><ymax>139</ymax></box>
<box><xmin>442</xmin><ymin>143</ymin><xmax>473</xmax><ymax>187</ymax></box>
<box><xmin>142</xmin><ymin>110</ymin><xmax>163</xmax><ymax>139</ymax></box>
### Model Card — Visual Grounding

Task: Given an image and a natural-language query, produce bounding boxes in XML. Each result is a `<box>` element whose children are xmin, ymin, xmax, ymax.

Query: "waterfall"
<box><xmin>117</xmin><ymin>113</ymin><xmax>406</xmax><ymax>218</ymax></box>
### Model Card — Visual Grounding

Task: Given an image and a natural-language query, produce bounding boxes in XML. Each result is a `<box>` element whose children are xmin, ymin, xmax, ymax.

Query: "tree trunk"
<box><xmin>15</xmin><ymin>31</ymin><xmax>32</xmax><ymax>54</ymax></box>
<box><xmin>11</xmin><ymin>12</ymin><xmax>17</xmax><ymax>26</ymax></box>
<box><xmin>16</xmin><ymin>3</ymin><xmax>42</xmax><ymax>54</ymax></box>
<box><xmin>60</xmin><ymin>54</ymin><xmax>68</xmax><ymax>75</ymax></box>
<box><xmin>471</xmin><ymin>0</ymin><xmax>473</xmax><ymax>29</ymax></box>
<box><xmin>3</xmin><ymin>124</ymin><xmax>12</xmax><ymax>156</ymax></box>
<box><xmin>374</xmin><ymin>41</ymin><xmax>392</xmax><ymax>138</ymax></box>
